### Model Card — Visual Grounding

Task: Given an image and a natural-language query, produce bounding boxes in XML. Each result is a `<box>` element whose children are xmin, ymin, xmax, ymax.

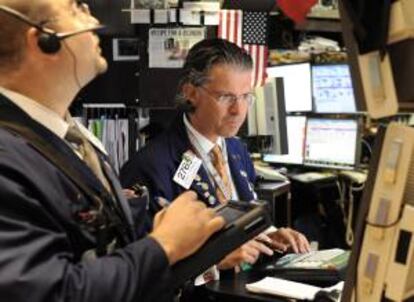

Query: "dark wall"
<box><xmin>86</xmin><ymin>0</ymin><xmax>134</xmax><ymax>35</ymax></box>
<box><xmin>76</xmin><ymin>1</ymin><xmax>141</xmax><ymax>104</ymax></box>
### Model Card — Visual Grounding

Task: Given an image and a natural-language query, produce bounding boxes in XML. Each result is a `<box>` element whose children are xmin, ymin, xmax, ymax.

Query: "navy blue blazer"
<box><xmin>0</xmin><ymin>94</ymin><xmax>172</xmax><ymax>302</ymax></box>
<box><xmin>121</xmin><ymin>115</ymin><xmax>257</xmax><ymax>218</ymax></box>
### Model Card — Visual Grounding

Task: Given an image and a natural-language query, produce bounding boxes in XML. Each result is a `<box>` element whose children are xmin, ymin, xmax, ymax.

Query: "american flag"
<box><xmin>218</xmin><ymin>10</ymin><xmax>269</xmax><ymax>88</ymax></box>
<box><xmin>277</xmin><ymin>0</ymin><xmax>318</xmax><ymax>24</ymax></box>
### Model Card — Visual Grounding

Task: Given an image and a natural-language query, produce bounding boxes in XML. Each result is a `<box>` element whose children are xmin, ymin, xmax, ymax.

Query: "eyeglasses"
<box><xmin>199</xmin><ymin>86</ymin><xmax>256</xmax><ymax>107</ymax></box>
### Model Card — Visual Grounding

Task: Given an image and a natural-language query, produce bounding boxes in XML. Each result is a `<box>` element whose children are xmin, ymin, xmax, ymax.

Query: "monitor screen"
<box><xmin>304</xmin><ymin>118</ymin><xmax>359</xmax><ymax>170</ymax></box>
<box><xmin>267</xmin><ymin>63</ymin><xmax>313</xmax><ymax>112</ymax></box>
<box><xmin>312</xmin><ymin>64</ymin><xmax>357</xmax><ymax>113</ymax></box>
<box><xmin>263</xmin><ymin>116</ymin><xmax>307</xmax><ymax>165</ymax></box>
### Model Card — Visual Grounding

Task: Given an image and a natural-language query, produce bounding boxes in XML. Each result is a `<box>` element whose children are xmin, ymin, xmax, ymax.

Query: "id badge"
<box><xmin>173</xmin><ymin>150</ymin><xmax>202</xmax><ymax>189</ymax></box>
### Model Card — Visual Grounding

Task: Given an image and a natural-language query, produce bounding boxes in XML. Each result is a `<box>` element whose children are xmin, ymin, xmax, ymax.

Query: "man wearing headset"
<box><xmin>0</xmin><ymin>1</ymin><xmax>225</xmax><ymax>301</ymax></box>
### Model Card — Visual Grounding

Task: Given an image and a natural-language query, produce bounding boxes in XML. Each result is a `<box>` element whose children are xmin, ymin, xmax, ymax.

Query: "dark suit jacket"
<box><xmin>120</xmin><ymin>115</ymin><xmax>257</xmax><ymax>220</ymax></box>
<box><xmin>0</xmin><ymin>93</ymin><xmax>172</xmax><ymax>302</ymax></box>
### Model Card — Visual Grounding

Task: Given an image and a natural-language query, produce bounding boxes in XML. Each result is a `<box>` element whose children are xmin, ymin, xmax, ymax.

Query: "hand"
<box><xmin>266</xmin><ymin>228</ymin><xmax>311</xmax><ymax>254</ymax></box>
<box><xmin>217</xmin><ymin>239</ymin><xmax>274</xmax><ymax>270</ymax></box>
<box><xmin>150</xmin><ymin>191</ymin><xmax>225</xmax><ymax>265</ymax></box>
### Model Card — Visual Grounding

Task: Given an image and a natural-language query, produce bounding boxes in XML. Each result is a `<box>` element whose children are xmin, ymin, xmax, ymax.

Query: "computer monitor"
<box><xmin>341</xmin><ymin>123</ymin><xmax>414</xmax><ymax>302</ymax></box>
<box><xmin>312</xmin><ymin>64</ymin><xmax>357</xmax><ymax>113</ymax></box>
<box><xmin>303</xmin><ymin>118</ymin><xmax>360</xmax><ymax>170</ymax></box>
<box><xmin>263</xmin><ymin>116</ymin><xmax>307</xmax><ymax>165</ymax></box>
<box><xmin>267</xmin><ymin>63</ymin><xmax>313</xmax><ymax>113</ymax></box>
<box><xmin>247</xmin><ymin>77</ymin><xmax>288</xmax><ymax>154</ymax></box>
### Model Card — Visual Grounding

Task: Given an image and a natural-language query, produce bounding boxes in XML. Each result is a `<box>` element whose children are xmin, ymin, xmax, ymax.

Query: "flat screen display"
<box><xmin>304</xmin><ymin>118</ymin><xmax>359</xmax><ymax>170</ymax></box>
<box><xmin>263</xmin><ymin>116</ymin><xmax>307</xmax><ymax>165</ymax></box>
<box><xmin>267</xmin><ymin>63</ymin><xmax>313</xmax><ymax>112</ymax></box>
<box><xmin>312</xmin><ymin>64</ymin><xmax>357</xmax><ymax>113</ymax></box>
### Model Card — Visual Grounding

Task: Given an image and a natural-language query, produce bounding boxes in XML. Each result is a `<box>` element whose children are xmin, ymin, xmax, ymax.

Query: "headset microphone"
<box><xmin>39</xmin><ymin>24</ymin><xmax>105</xmax><ymax>53</ymax></box>
<box><xmin>56</xmin><ymin>25</ymin><xmax>105</xmax><ymax>40</ymax></box>
<box><xmin>0</xmin><ymin>5</ymin><xmax>105</xmax><ymax>54</ymax></box>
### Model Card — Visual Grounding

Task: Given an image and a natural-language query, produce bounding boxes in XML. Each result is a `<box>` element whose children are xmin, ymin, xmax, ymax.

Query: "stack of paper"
<box><xmin>246</xmin><ymin>277</ymin><xmax>344</xmax><ymax>300</ymax></box>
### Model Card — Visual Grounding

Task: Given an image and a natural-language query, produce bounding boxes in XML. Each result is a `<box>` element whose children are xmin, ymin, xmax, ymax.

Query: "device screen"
<box><xmin>304</xmin><ymin>118</ymin><xmax>359</xmax><ymax>169</ymax></box>
<box><xmin>267</xmin><ymin>63</ymin><xmax>313</xmax><ymax>112</ymax></box>
<box><xmin>312</xmin><ymin>64</ymin><xmax>357</xmax><ymax>113</ymax></box>
<box><xmin>216</xmin><ymin>204</ymin><xmax>247</xmax><ymax>225</ymax></box>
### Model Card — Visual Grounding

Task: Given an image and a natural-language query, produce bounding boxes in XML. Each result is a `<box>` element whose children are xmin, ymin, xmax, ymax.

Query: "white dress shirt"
<box><xmin>183</xmin><ymin>114</ymin><xmax>239</xmax><ymax>200</ymax></box>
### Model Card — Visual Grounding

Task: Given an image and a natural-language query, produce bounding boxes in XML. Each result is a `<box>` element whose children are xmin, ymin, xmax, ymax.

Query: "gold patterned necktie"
<box><xmin>210</xmin><ymin>144</ymin><xmax>231</xmax><ymax>203</ymax></box>
<box><xmin>65</xmin><ymin>123</ymin><xmax>112</xmax><ymax>193</ymax></box>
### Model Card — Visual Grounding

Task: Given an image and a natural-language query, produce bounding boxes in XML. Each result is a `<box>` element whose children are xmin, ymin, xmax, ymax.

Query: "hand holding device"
<box><xmin>150</xmin><ymin>191</ymin><xmax>225</xmax><ymax>265</ymax></box>
<box><xmin>170</xmin><ymin>200</ymin><xmax>271</xmax><ymax>288</ymax></box>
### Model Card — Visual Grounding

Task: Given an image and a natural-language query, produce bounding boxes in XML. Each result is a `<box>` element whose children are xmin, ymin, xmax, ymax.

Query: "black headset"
<box><xmin>0</xmin><ymin>4</ymin><xmax>104</xmax><ymax>54</ymax></box>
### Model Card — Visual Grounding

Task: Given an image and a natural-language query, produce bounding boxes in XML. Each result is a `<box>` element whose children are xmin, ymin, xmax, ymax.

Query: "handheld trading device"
<box><xmin>171</xmin><ymin>200</ymin><xmax>271</xmax><ymax>289</ymax></box>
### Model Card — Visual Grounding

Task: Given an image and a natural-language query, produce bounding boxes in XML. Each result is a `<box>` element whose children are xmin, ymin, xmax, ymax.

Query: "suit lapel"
<box><xmin>189</xmin><ymin>167</ymin><xmax>218</xmax><ymax>206</ymax></box>
<box><xmin>101</xmin><ymin>158</ymin><xmax>136</xmax><ymax>237</ymax></box>
<box><xmin>0</xmin><ymin>94</ymin><xmax>135</xmax><ymax>240</ymax></box>
<box><xmin>227</xmin><ymin>141</ymin><xmax>256</xmax><ymax>202</ymax></box>
<box><xmin>0</xmin><ymin>97</ymin><xmax>105</xmax><ymax>194</ymax></box>
<box><xmin>168</xmin><ymin>116</ymin><xmax>218</xmax><ymax>206</ymax></box>
<box><xmin>169</xmin><ymin>116</ymin><xmax>256</xmax><ymax>205</ymax></box>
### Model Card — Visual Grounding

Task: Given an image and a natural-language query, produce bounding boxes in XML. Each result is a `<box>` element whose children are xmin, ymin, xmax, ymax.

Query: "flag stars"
<box><xmin>242</xmin><ymin>12</ymin><xmax>268</xmax><ymax>45</ymax></box>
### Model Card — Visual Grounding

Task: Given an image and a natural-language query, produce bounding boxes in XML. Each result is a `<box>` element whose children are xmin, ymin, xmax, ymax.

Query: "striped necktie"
<box><xmin>210</xmin><ymin>144</ymin><xmax>231</xmax><ymax>203</ymax></box>
<box><xmin>65</xmin><ymin>123</ymin><xmax>112</xmax><ymax>193</ymax></box>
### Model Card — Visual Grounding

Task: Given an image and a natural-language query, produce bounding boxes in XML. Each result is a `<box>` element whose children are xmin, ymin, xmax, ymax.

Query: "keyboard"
<box><xmin>254</xmin><ymin>163</ymin><xmax>288</xmax><ymax>182</ymax></box>
<box><xmin>275</xmin><ymin>249</ymin><xmax>350</xmax><ymax>270</ymax></box>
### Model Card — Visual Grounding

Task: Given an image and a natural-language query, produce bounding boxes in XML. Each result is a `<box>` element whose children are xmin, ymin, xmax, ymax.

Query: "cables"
<box><xmin>361</xmin><ymin>138</ymin><xmax>373</xmax><ymax>158</ymax></box>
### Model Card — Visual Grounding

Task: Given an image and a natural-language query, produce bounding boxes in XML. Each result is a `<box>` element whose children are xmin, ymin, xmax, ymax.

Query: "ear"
<box><xmin>25</xmin><ymin>27</ymin><xmax>59</xmax><ymax>57</ymax></box>
<box><xmin>182</xmin><ymin>83</ymin><xmax>199</xmax><ymax>107</ymax></box>
<box><xmin>25</xmin><ymin>28</ymin><xmax>43</xmax><ymax>54</ymax></box>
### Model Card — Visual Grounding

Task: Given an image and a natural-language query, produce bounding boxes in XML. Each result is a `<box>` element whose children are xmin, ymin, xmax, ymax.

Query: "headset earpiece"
<box><xmin>37</xmin><ymin>32</ymin><xmax>61</xmax><ymax>54</ymax></box>
<box><xmin>0</xmin><ymin>5</ymin><xmax>61</xmax><ymax>54</ymax></box>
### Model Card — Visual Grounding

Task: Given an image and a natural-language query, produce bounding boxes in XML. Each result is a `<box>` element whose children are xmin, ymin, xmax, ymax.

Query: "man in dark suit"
<box><xmin>0</xmin><ymin>1</ymin><xmax>225</xmax><ymax>301</ymax></box>
<box><xmin>121</xmin><ymin>39</ymin><xmax>310</xmax><ymax>272</ymax></box>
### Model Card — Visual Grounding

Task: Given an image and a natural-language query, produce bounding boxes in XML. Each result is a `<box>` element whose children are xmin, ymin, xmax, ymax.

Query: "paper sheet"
<box><xmin>246</xmin><ymin>277</ymin><xmax>344</xmax><ymax>300</ymax></box>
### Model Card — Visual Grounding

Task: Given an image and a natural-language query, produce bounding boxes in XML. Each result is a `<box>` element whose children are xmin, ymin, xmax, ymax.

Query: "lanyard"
<box><xmin>187</xmin><ymin>130</ymin><xmax>232</xmax><ymax>201</ymax></box>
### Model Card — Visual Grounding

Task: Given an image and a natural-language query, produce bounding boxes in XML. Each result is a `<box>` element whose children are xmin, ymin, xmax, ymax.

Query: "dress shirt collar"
<box><xmin>65</xmin><ymin>113</ymin><xmax>107</xmax><ymax>155</ymax></box>
<box><xmin>183</xmin><ymin>114</ymin><xmax>224</xmax><ymax>154</ymax></box>
<box><xmin>0</xmin><ymin>86</ymin><xmax>107</xmax><ymax>154</ymax></box>
<box><xmin>0</xmin><ymin>86</ymin><xmax>68</xmax><ymax>138</ymax></box>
